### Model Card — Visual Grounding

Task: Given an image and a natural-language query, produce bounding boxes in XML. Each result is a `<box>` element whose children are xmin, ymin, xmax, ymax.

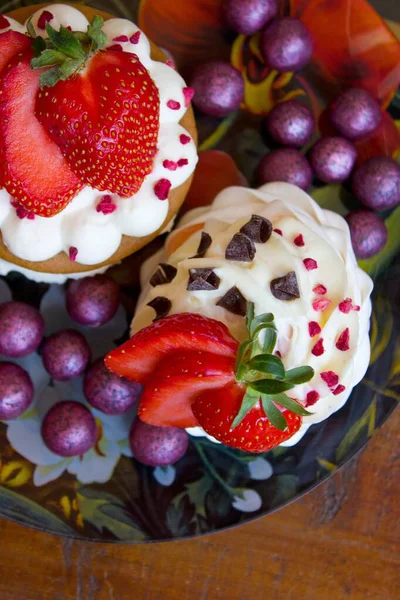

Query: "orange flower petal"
<box><xmin>355</xmin><ymin>111</ymin><xmax>400</xmax><ymax>165</ymax></box>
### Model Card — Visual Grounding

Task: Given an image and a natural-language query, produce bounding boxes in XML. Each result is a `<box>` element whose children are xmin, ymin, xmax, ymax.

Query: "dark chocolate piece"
<box><xmin>190</xmin><ymin>232</ymin><xmax>212</xmax><ymax>258</ymax></box>
<box><xmin>270</xmin><ymin>271</ymin><xmax>300</xmax><ymax>301</ymax></box>
<box><xmin>225</xmin><ymin>233</ymin><xmax>255</xmax><ymax>262</ymax></box>
<box><xmin>216</xmin><ymin>286</ymin><xmax>247</xmax><ymax>316</ymax></box>
<box><xmin>187</xmin><ymin>268</ymin><xmax>220</xmax><ymax>291</ymax></box>
<box><xmin>240</xmin><ymin>214</ymin><xmax>272</xmax><ymax>244</ymax></box>
<box><xmin>147</xmin><ymin>296</ymin><xmax>172</xmax><ymax>320</ymax></box>
<box><xmin>149</xmin><ymin>263</ymin><xmax>177</xmax><ymax>287</ymax></box>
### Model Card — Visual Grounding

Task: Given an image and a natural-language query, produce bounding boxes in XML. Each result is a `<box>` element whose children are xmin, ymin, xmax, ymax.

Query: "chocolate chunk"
<box><xmin>240</xmin><ymin>215</ymin><xmax>272</xmax><ymax>244</ymax></box>
<box><xmin>270</xmin><ymin>271</ymin><xmax>300</xmax><ymax>301</ymax></box>
<box><xmin>216</xmin><ymin>286</ymin><xmax>247</xmax><ymax>316</ymax></box>
<box><xmin>225</xmin><ymin>233</ymin><xmax>255</xmax><ymax>262</ymax></box>
<box><xmin>149</xmin><ymin>263</ymin><xmax>177</xmax><ymax>287</ymax></box>
<box><xmin>187</xmin><ymin>268</ymin><xmax>220</xmax><ymax>291</ymax></box>
<box><xmin>147</xmin><ymin>296</ymin><xmax>172</xmax><ymax>320</ymax></box>
<box><xmin>190</xmin><ymin>232</ymin><xmax>212</xmax><ymax>258</ymax></box>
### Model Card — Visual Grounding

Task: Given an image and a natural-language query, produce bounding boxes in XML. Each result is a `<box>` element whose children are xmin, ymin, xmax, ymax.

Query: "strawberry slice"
<box><xmin>0</xmin><ymin>49</ymin><xmax>82</xmax><ymax>217</ymax></box>
<box><xmin>138</xmin><ymin>351</ymin><xmax>236</xmax><ymax>428</ymax></box>
<box><xmin>105</xmin><ymin>313</ymin><xmax>238</xmax><ymax>382</ymax></box>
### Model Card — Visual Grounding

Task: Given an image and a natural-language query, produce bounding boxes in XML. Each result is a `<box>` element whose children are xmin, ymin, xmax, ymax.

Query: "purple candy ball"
<box><xmin>257</xmin><ymin>148</ymin><xmax>312</xmax><ymax>190</ymax></box>
<box><xmin>352</xmin><ymin>156</ymin><xmax>400</xmax><ymax>211</ymax></box>
<box><xmin>329</xmin><ymin>88</ymin><xmax>382</xmax><ymax>141</ymax></box>
<box><xmin>41</xmin><ymin>329</ymin><xmax>91</xmax><ymax>381</ymax></box>
<box><xmin>0</xmin><ymin>362</ymin><xmax>34</xmax><ymax>420</ymax></box>
<box><xmin>84</xmin><ymin>358</ymin><xmax>142</xmax><ymax>415</ymax></box>
<box><xmin>130</xmin><ymin>419</ymin><xmax>189</xmax><ymax>467</ymax></box>
<box><xmin>41</xmin><ymin>400</ymin><xmax>97</xmax><ymax>457</ymax></box>
<box><xmin>0</xmin><ymin>301</ymin><xmax>44</xmax><ymax>358</ymax></box>
<box><xmin>261</xmin><ymin>17</ymin><xmax>313</xmax><ymax>72</ymax></box>
<box><xmin>190</xmin><ymin>60</ymin><xmax>244</xmax><ymax>118</ymax></box>
<box><xmin>223</xmin><ymin>0</ymin><xmax>277</xmax><ymax>35</ymax></box>
<box><xmin>266</xmin><ymin>99</ymin><xmax>315</xmax><ymax>147</ymax></box>
<box><xmin>66</xmin><ymin>275</ymin><xmax>120</xmax><ymax>327</ymax></box>
<box><xmin>310</xmin><ymin>136</ymin><xmax>357</xmax><ymax>183</ymax></box>
<box><xmin>346</xmin><ymin>210</ymin><xmax>388</xmax><ymax>259</ymax></box>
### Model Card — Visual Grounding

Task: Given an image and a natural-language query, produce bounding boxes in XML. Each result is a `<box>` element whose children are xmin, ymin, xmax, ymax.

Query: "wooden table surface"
<box><xmin>0</xmin><ymin>406</ymin><xmax>398</xmax><ymax>600</ymax></box>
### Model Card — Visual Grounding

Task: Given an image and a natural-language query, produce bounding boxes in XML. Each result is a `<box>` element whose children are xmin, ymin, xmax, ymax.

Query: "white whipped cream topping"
<box><xmin>0</xmin><ymin>5</ymin><xmax>197</xmax><ymax>266</ymax></box>
<box><xmin>132</xmin><ymin>182</ymin><xmax>373</xmax><ymax>446</ymax></box>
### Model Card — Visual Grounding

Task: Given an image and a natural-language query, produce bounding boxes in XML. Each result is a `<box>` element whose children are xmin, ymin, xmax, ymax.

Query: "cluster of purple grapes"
<box><xmin>0</xmin><ymin>276</ymin><xmax>189</xmax><ymax>469</ymax></box>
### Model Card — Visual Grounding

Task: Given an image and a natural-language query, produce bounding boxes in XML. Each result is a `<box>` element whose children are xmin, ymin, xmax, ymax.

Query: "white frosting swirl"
<box><xmin>132</xmin><ymin>182</ymin><xmax>373</xmax><ymax>445</ymax></box>
<box><xmin>0</xmin><ymin>5</ymin><xmax>197</xmax><ymax>266</ymax></box>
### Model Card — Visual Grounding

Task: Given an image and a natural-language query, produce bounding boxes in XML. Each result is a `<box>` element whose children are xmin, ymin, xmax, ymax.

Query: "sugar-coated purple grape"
<box><xmin>257</xmin><ymin>148</ymin><xmax>312</xmax><ymax>190</ymax></box>
<box><xmin>0</xmin><ymin>362</ymin><xmax>34</xmax><ymax>420</ymax></box>
<box><xmin>266</xmin><ymin>99</ymin><xmax>315</xmax><ymax>147</ymax></box>
<box><xmin>41</xmin><ymin>329</ymin><xmax>91</xmax><ymax>381</ymax></box>
<box><xmin>346</xmin><ymin>210</ymin><xmax>387</xmax><ymax>259</ymax></box>
<box><xmin>130</xmin><ymin>419</ymin><xmax>189</xmax><ymax>467</ymax></box>
<box><xmin>66</xmin><ymin>275</ymin><xmax>120</xmax><ymax>327</ymax></box>
<box><xmin>223</xmin><ymin>0</ymin><xmax>277</xmax><ymax>35</ymax></box>
<box><xmin>190</xmin><ymin>60</ymin><xmax>244</xmax><ymax>118</ymax></box>
<box><xmin>84</xmin><ymin>358</ymin><xmax>142</xmax><ymax>415</ymax></box>
<box><xmin>41</xmin><ymin>400</ymin><xmax>97</xmax><ymax>457</ymax></box>
<box><xmin>0</xmin><ymin>301</ymin><xmax>44</xmax><ymax>358</ymax></box>
<box><xmin>329</xmin><ymin>88</ymin><xmax>382</xmax><ymax>141</ymax></box>
<box><xmin>310</xmin><ymin>136</ymin><xmax>357</xmax><ymax>183</ymax></box>
<box><xmin>352</xmin><ymin>156</ymin><xmax>400</xmax><ymax>211</ymax></box>
<box><xmin>260</xmin><ymin>17</ymin><xmax>313</xmax><ymax>72</ymax></box>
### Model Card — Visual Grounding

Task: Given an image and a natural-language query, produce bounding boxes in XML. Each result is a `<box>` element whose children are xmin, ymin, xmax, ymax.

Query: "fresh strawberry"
<box><xmin>32</xmin><ymin>18</ymin><xmax>160</xmax><ymax>197</ymax></box>
<box><xmin>192</xmin><ymin>382</ymin><xmax>302</xmax><ymax>453</ymax></box>
<box><xmin>0</xmin><ymin>49</ymin><xmax>82</xmax><ymax>216</ymax></box>
<box><xmin>105</xmin><ymin>313</ymin><xmax>238</xmax><ymax>381</ymax></box>
<box><xmin>138</xmin><ymin>351</ymin><xmax>236</xmax><ymax>428</ymax></box>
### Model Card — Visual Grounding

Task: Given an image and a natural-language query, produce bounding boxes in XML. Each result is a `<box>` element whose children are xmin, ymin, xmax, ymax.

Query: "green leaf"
<box><xmin>39</xmin><ymin>67</ymin><xmax>63</xmax><ymax>88</ymax></box>
<box><xmin>59</xmin><ymin>58</ymin><xmax>85</xmax><ymax>79</ymax></box>
<box><xmin>32</xmin><ymin>35</ymin><xmax>47</xmax><ymax>57</ymax></box>
<box><xmin>250</xmin><ymin>312</ymin><xmax>274</xmax><ymax>338</ymax></box>
<box><xmin>261</xmin><ymin>395</ymin><xmax>287</xmax><ymax>431</ymax></box>
<box><xmin>231</xmin><ymin>388</ymin><xmax>259</xmax><ymax>429</ymax></box>
<box><xmin>46</xmin><ymin>23</ymin><xmax>86</xmax><ymax>60</ymax></box>
<box><xmin>249</xmin><ymin>379</ymin><xmax>294</xmax><ymax>395</ymax></box>
<box><xmin>247</xmin><ymin>354</ymin><xmax>285</xmax><ymax>379</ymax></box>
<box><xmin>235</xmin><ymin>339</ymin><xmax>254</xmax><ymax>379</ymax></box>
<box><xmin>262</xmin><ymin>327</ymin><xmax>277</xmax><ymax>353</ymax></box>
<box><xmin>26</xmin><ymin>18</ymin><xmax>37</xmax><ymax>39</ymax></box>
<box><xmin>358</xmin><ymin>207</ymin><xmax>400</xmax><ymax>279</ymax></box>
<box><xmin>311</xmin><ymin>184</ymin><xmax>355</xmax><ymax>215</ymax></box>
<box><xmin>86</xmin><ymin>15</ymin><xmax>107</xmax><ymax>53</ymax></box>
<box><xmin>284</xmin><ymin>366</ymin><xmax>315</xmax><ymax>385</ymax></box>
<box><xmin>245</xmin><ymin>301</ymin><xmax>255</xmax><ymax>333</ymax></box>
<box><xmin>31</xmin><ymin>49</ymin><xmax>66</xmax><ymax>69</ymax></box>
<box><xmin>272</xmin><ymin>393</ymin><xmax>311</xmax><ymax>416</ymax></box>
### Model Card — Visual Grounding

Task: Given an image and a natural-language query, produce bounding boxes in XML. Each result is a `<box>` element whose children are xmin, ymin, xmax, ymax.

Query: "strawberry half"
<box><xmin>0</xmin><ymin>49</ymin><xmax>82</xmax><ymax>216</ymax></box>
<box><xmin>138</xmin><ymin>351</ymin><xmax>236</xmax><ymax>428</ymax></box>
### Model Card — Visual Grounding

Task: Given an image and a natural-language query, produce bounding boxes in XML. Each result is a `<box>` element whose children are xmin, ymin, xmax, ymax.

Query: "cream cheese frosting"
<box><xmin>132</xmin><ymin>182</ymin><xmax>373</xmax><ymax>446</ymax></box>
<box><xmin>0</xmin><ymin>4</ymin><xmax>197</xmax><ymax>266</ymax></box>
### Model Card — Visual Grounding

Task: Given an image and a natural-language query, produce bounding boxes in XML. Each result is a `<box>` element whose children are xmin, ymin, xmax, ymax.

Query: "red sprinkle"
<box><xmin>66</xmin><ymin>26</ymin><xmax>72</xmax><ymax>31</ymax></box>
<box><xmin>306</xmin><ymin>391</ymin><xmax>320</xmax><ymax>406</ymax></box>
<box><xmin>180</xmin><ymin>134</ymin><xmax>191</xmax><ymax>145</ymax></box>
<box><xmin>313</xmin><ymin>284</ymin><xmax>327</xmax><ymax>295</ymax></box>
<box><xmin>166</xmin><ymin>59</ymin><xmax>175</xmax><ymax>69</ymax></box>
<box><xmin>167</xmin><ymin>100</ymin><xmax>181</xmax><ymax>110</ymax></box>
<box><xmin>130</xmin><ymin>31</ymin><xmax>141</xmax><ymax>44</ymax></box>
<box><xmin>16</xmin><ymin>206</ymin><xmax>31</xmax><ymax>220</ymax></box>
<box><xmin>154</xmin><ymin>179</ymin><xmax>171</xmax><ymax>200</ymax></box>
<box><xmin>96</xmin><ymin>196</ymin><xmax>117</xmax><ymax>215</ymax></box>
<box><xmin>312</xmin><ymin>298</ymin><xmax>331</xmax><ymax>312</ymax></box>
<box><xmin>336</xmin><ymin>327</ymin><xmax>350</xmax><ymax>351</ymax></box>
<box><xmin>294</xmin><ymin>234</ymin><xmax>305</xmax><ymax>247</ymax></box>
<box><xmin>27</xmin><ymin>212</ymin><xmax>35</xmax><ymax>220</ymax></box>
<box><xmin>308</xmin><ymin>321</ymin><xmax>321</xmax><ymax>337</ymax></box>
<box><xmin>273</xmin><ymin>228</ymin><xmax>283</xmax><ymax>236</ymax></box>
<box><xmin>0</xmin><ymin>14</ymin><xmax>10</xmax><ymax>28</ymax></box>
<box><xmin>113</xmin><ymin>35</ymin><xmax>129</xmax><ymax>42</ymax></box>
<box><xmin>163</xmin><ymin>159</ymin><xmax>178</xmax><ymax>171</ymax></box>
<box><xmin>69</xmin><ymin>247</ymin><xmax>78</xmax><ymax>262</ymax></box>
<box><xmin>177</xmin><ymin>158</ymin><xmax>189</xmax><ymax>167</ymax></box>
<box><xmin>338</xmin><ymin>297</ymin><xmax>353</xmax><ymax>313</ymax></box>
<box><xmin>108</xmin><ymin>44</ymin><xmax>123</xmax><ymax>52</ymax></box>
<box><xmin>38</xmin><ymin>10</ymin><xmax>53</xmax><ymax>30</ymax></box>
<box><xmin>303</xmin><ymin>258</ymin><xmax>318</xmax><ymax>271</ymax></box>
<box><xmin>182</xmin><ymin>86</ymin><xmax>194</xmax><ymax>107</ymax></box>
<box><xmin>333</xmin><ymin>384</ymin><xmax>346</xmax><ymax>396</ymax></box>
<box><xmin>311</xmin><ymin>338</ymin><xmax>324</xmax><ymax>357</ymax></box>
<box><xmin>320</xmin><ymin>371</ymin><xmax>339</xmax><ymax>388</ymax></box>
<box><xmin>353</xmin><ymin>305</ymin><xmax>360</xmax><ymax>311</ymax></box>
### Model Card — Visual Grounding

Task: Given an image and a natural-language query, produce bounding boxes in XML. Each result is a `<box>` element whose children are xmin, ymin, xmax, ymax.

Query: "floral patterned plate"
<box><xmin>0</xmin><ymin>0</ymin><xmax>399</xmax><ymax>542</ymax></box>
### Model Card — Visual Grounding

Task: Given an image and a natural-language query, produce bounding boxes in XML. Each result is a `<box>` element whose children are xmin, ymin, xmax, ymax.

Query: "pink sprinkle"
<box><xmin>163</xmin><ymin>159</ymin><xmax>177</xmax><ymax>171</ymax></box>
<box><xmin>177</xmin><ymin>158</ymin><xmax>189</xmax><ymax>167</ymax></box>
<box><xmin>16</xmin><ymin>206</ymin><xmax>28</xmax><ymax>219</ymax></box>
<box><xmin>167</xmin><ymin>100</ymin><xmax>181</xmax><ymax>110</ymax></box>
<box><xmin>333</xmin><ymin>384</ymin><xmax>346</xmax><ymax>396</ymax></box>
<box><xmin>0</xmin><ymin>14</ymin><xmax>10</xmax><ymax>28</ymax></box>
<box><xmin>96</xmin><ymin>196</ymin><xmax>117</xmax><ymax>215</ymax></box>
<box><xmin>180</xmin><ymin>134</ymin><xmax>191</xmax><ymax>145</ymax></box>
<box><xmin>273</xmin><ymin>228</ymin><xmax>283</xmax><ymax>236</ymax></box>
<box><xmin>182</xmin><ymin>86</ymin><xmax>194</xmax><ymax>107</ymax></box>
<box><xmin>303</xmin><ymin>258</ymin><xmax>318</xmax><ymax>271</ymax></box>
<box><xmin>166</xmin><ymin>59</ymin><xmax>175</xmax><ymax>69</ymax></box>
<box><xmin>27</xmin><ymin>213</ymin><xmax>35</xmax><ymax>220</ymax></box>
<box><xmin>353</xmin><ymin>305</ymin><xmax>360</xmax><ymax>312</ymax></box>
<box><xmin>312</xmin><ymin>298</ymin><xmax>331</xmax><ymax>312</ymax></box>
<box><xmin>69</xmin><ymin>247</ymin><xmax>78</xmax><ymax>262</ymax></box>
<box><xmin>154</xmin><ymin>179</ymin><xmax>171</xmax><ymax>200</ymax></box>
<box><xmin>306</xmin><ymin>390</ymin><xmax>320</xmax><ymax>406</ymax></box>
<box><xmin>336</xmin><ymin>327</ymin><xmax>350</xmax><ymax>351</ymax></box>
<box><xmin>108</xmin><ymin>44</ymin><xmax>123</xmax><ymax>52</ymax></box>
<box><xmin>113</xmin><ymin>35</ymin><xmax>129</xmax><ymax>42</ymax></box>
<box><xmin>311</xmin><ymin>338</ymin><xmax>324</xmax><ymax>357</ymax></box>
<box><xmin>130</xmin><ymin>31</ymin><xmax>141</xmax><ymax>44</ymax></box>
<box><xmin>38</xmin><ymin>10</ymin><xmax>53</xmax><ymax>30</ymax></box>
<box><xmin>294</xmin><ymin>234</ymin><xmax>305</xmax><ymax>247</ymax></box>
<box><xmin>313</xmin><ymin>284</ymin><xmax>327</xmax><ymax>295</ymax></box>
<box><xmin>308</xmin><ymin>321</ymin><xmax>321</xmax><ymax>337</ymax></box>
<box><xmin>320</xmin><ymin>371</ymin><xmax>339</xmax><ymax>388</ymax></box>
<box><xmin>338</xmin><ymin>297</ymin><xmax>353</xmax><ymax>313</ymax></box>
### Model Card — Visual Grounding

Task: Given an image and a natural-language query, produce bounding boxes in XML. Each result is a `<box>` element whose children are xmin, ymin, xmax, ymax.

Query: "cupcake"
<box><xmin>0</xmin><ymin>4</ymin><xmax>197</xmax><ymax>283</ymax></box>
<box><xmin>106</xmin><ymin>182</ymin><xmax>373</xmax><ymax>451</ymax></box>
